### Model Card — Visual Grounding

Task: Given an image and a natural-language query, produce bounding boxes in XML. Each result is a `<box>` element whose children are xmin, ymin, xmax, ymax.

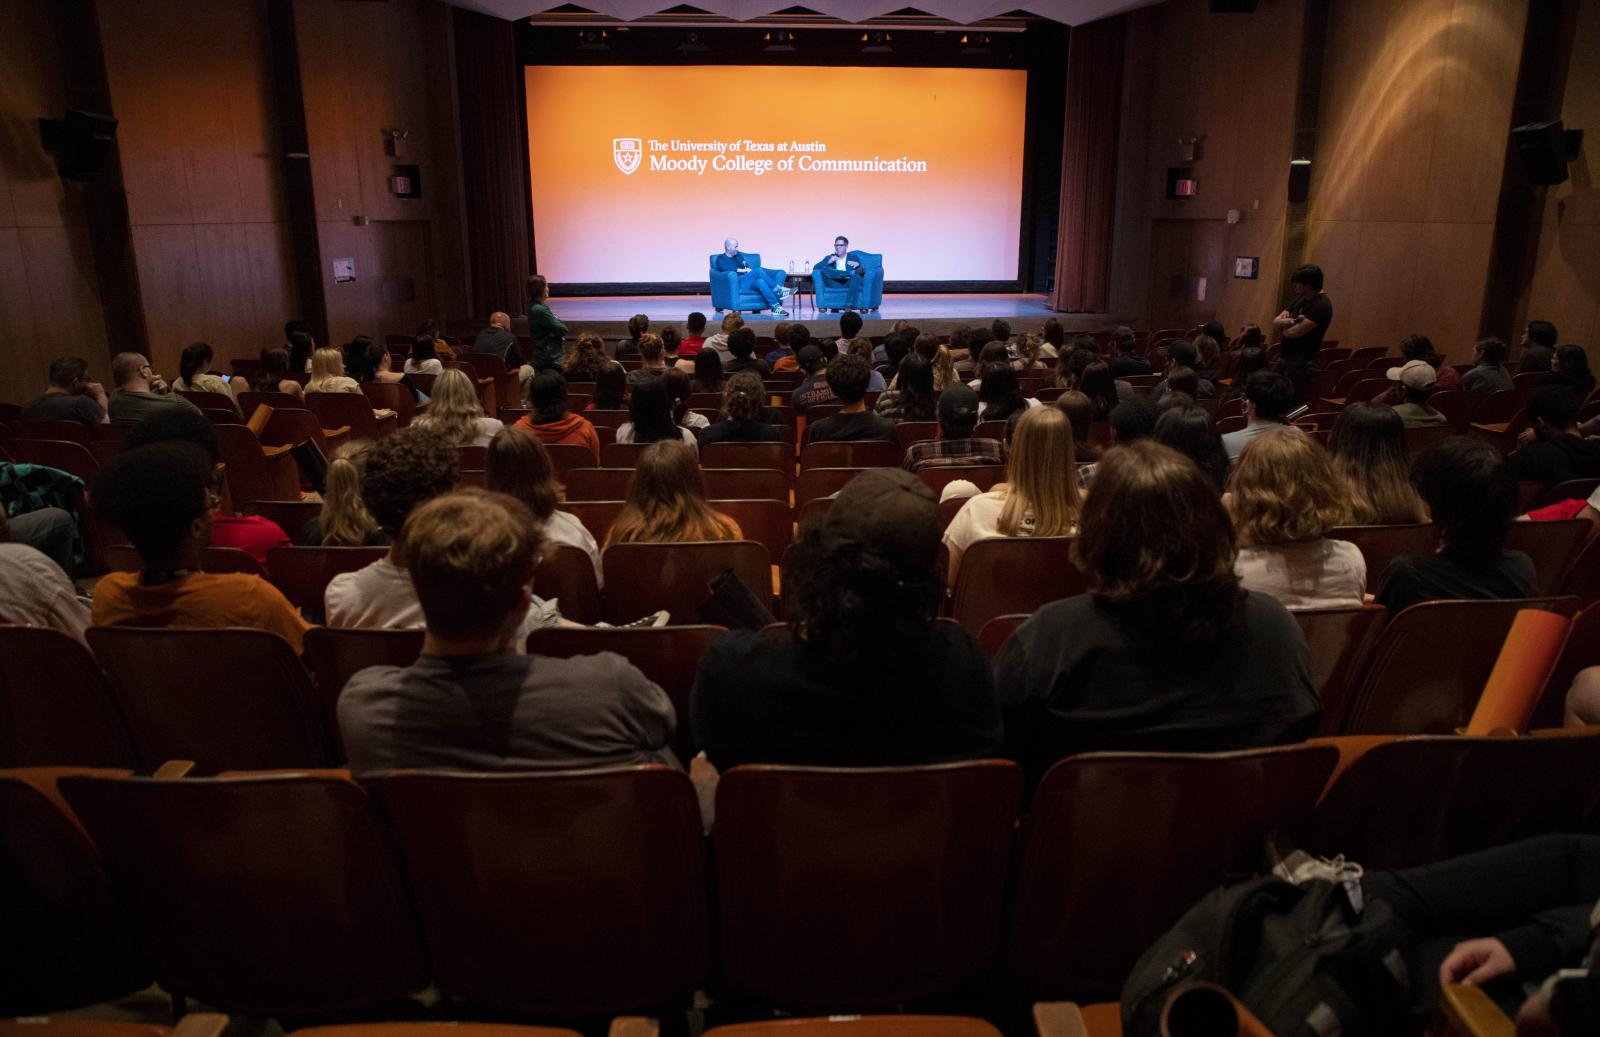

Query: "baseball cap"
<box><xmin>1386</xmin><ymin>358</ymin><xmax>1437</xmax><ymax>391</ymax></box>
<box><xmin>817</xmin><ymin>467</ymin><xmax>941</xmax><ymax>571</ymax></box>
<box><xmin>937</xmin><ymin>383</ymin><xmax>980</xmax><ymax>424</ymax></box>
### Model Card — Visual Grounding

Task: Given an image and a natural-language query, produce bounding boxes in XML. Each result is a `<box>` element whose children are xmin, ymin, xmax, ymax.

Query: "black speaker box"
<box><xmin>1512</xmin><ymin>119</ymin><xmax>1577</xmax><ymax>186</ymax></box>
<box><xmin>38</xmin><ymin>109</ymin><xmax>118</xmax><ymax>181</ymax></box>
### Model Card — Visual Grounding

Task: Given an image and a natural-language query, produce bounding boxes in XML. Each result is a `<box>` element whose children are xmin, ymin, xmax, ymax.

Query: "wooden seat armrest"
<box><xmin>322</xmin><ymin>425</ymin><xmax>351</xmax><ymax>439</ymax></box>
<box><xmin>1033</xmin><ymin>1002</ymin><xmax>1091</xmax><ymax>1037</ymax></box>
<box><xmin>169</xmin><ymin>1014</ymin><xmax>229</xmax><ymax>1037</ymax></box>
<box><xmin>607</xmin><ymin>1019</ymin><xmax>660</xmax><ymax>1037</ymax></box>
<box><xmin>261</xmin><ymin>443</ymin><xmax>294</xmax><ymax>458</ymax></box>
<box><xmin>1440</xmin><ymin>983</ymin><xmax>1515</xmax><ymax>1037</ymax></box>
<box><xmin>154</xmin><ymin>760</ymin><xmax>196</xmax><ymax>780</ymax></box>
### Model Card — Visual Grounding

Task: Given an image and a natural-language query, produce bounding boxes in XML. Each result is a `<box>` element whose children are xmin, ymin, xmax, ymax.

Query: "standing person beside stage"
<box><xmin>711</xmin><ymin>238</ymin><xmax>789</xmax><ymax>318</ymax></box>
<box><xmin>525</xmin><ymin>275</ymin><xmax>567</xmax><ymax>374</ymax></box>
<box><xmin>1272</xmin><ymin>264</ymin><xmax>1333</xmax><ymax>402</ymax></box>
<box><xmin>817</xmin><ymin>236</ymin><xmax>869</xmax><ymax>313</ymax></box>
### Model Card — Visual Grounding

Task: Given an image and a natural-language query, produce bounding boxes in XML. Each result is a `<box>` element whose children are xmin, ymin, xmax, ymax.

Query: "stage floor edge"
<box><xmin>528</xmin><ymin>292</ymin><xmax>1127</xmax><ymax>338</ymax></box>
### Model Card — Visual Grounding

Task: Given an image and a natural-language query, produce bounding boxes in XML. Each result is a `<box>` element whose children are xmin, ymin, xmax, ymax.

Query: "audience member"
<box><xmin>1109</xmin><ymin>394</ymin><xmax>1159</xmax><ymax>445</ymax></box>
<box><xmin>1055</xmin><ymin>391</ymin><xmax>1103</xmax><ymax>476</ymax></box>
<box><xmin>875</xmin><ymin>353</ymin><xmax>938</xmax><ymax>421</ymax></box>
<box><xmin>338</xmin><ymin>489</ymin><xmax>673</xmax><ymax>778</ymax></box>
<box><xmin>1328</xmin><ymin>401</ymin><xmax>1429</xmax><ymax>524</ymax></box>
<box><xmin>1192</xmin><ymin>335</ymin><xmax>1221</xmax><ymax>387</ymax></box>
<box><xmin>618</xmin><ymin>377</ymin><xmax>698</xmax><ymax>450</ymax></box>
<box><xmin>1153</xmin><ymin>401</ymin><xmax>1229</xmax><ymax>493</ymax></box>
<box><xmin>563</xmin><ymin>332</ymin><xmax>610</xmax><ymax>383</ymax></box>
<box><xmin>171</xmin><ymin>342</ymin><xmax>241</xmax><ymax>401</ymax></box>
<box><xmin>1230</xmin><ymin>324</ymin><xmax>1266</xmax><ymax>351</ymax></box>
<box><xmin>525</xmin><ymin>275</ymin><xmax>567</xmax><ymax>373</ymax></box>
<box><xmin>943</xmin><ymin>407</ymin><xmax>1083</xmax><ymax>585</ymax></box>
<box><xmin>301</xmin><ymin>442</ymin><xmax>387</xmax><ymax>547</ymax></box>
<box><xmin>603</xmin><ymin>441</ymin><xmax>741</xmax><ymax>548</ymax></box>
<box><xmin>306</xmin><ymin>347</ymin><xmax>360</xmax><ymax>393</ymax></box>
<box><xmin>994</xmin><ymin>440</ymin><xmax>1319</xmax><ymax>786</ymax></box>
<box><xmin>1013</xmin><ymin>331</ymin><xmax>1047</xmax><ymax>372</ymax></box>
<box><xmin>805</xmin><ymin>354</ymin><xmax>896</xmax><ymax>444</ymax></box>
<box><xmin>250</xmin><ymin>346</ymin><xmax>303</xmax><ymax>399</ymax></box>
<box><xmin>414</xmin><ymin>368</ymin><xmax>504</xmax><ymax>447</ymax></box>
<box><xmin>21</xmin><ymin>357</ymin><xmax>109</xmax><ymax>425</ymax></box>
<box><xmin>966</xmin><ymin>342</ymin><xmax>1011</xmax><ymax>390</ymax></box>
<box><xmin>659</xmin><ymin>325</ymin><xmax>680</xmax><ymax>360</ymax></box>
<box><xmin>1154</xmin><ymin>339</ymin><xmax>1215</xmax><ymax>400</ymax></box>
<box><xmin>903</xmin><ymin>385</ymin><xmax>1005</xmax><ymax>471</ymax></box>
<box><xmin>1162</xmin><ymin>365</ymin><xmax>1201</xmax><ymax>402</ymax></box>
<box><xmin>591</xmin><ymin>362</ymin><xmax>628</xmax><ymax>410</ymax></box>
<box><xmin>1386</xmin><ymin>359</ymin><xmax>1449</xmax><ymax>428</ymax></box>
<box><xmin>791</xmin><ymin>345</ymin><xmax>835</xmax><ymax>413</ymax></box>
<box><xmin>121</xmin><ymin>407</ymin><xmax>290</xmax><ymax>567</ymax></box>
<box><xmin>724</xmin><ymin>327</ymin><xmax>771</xmax><ymax>379</ymax></box>
<box><xmin>0</xmin><ymin>507</ymin><xmax>90</xmax><ymax>642</ymax></box>
<box><xmin>1399</xmin><ymin>334</ymin><xmax>1459</xmax><ymax>391</ymax></box>
<box><xmin>1374</xmin><ymin>437</ymin><xmax>1537</xmax><ymax>614</ymax></box>
<box><xmin>627</xmin><ymin>333</ymin><xmax>670</xmax><ymax>388</ymax></box>
<box><xmin>1227</xmin><ymin>426</ymin><xmax>1365</xmax><ymax>608</ymax></box>
<box><xmin>678</xmin><ymin>311</ymin><xmax>708</xmax><ymax>358</ymax></box>
<box><xmin>1510</xmin><ymin>386</ymin><xmax>1600</xmax><ymax>485</ymax></box>
<box><xmin>705</xmin><ymin>312</ymin><xmax>742</xmax><ymax>365</ymax></box>
<box><xmin>471</xmin><ymin>311</ymin><xmax>525</xmax><ymax>372</ymax></box>
<box><xmin>976</xmin><ymin>363</ymin><xmax>1035</xmax><ymax>423</ymax></box>
<box><xmin>1551</xmin><ymin>344</ymin><xmax>1595</xmax><ymax>398</ymax></box>
<box><xmin>1521</xmin><ymin>319</ymin><xmax>1558</xmax><ymax>371</ymax></box>
<box><xmin>1461</xmin><ymin>337</ymin><xmax>1514</xmax><ymax>391</ymax></box>
<box><xmin>287</xmin><ymin>326</ymin><xmax>315</xmax><ymax>374</ymax></box>
<box><xmin>403</xmin><ymin>334</ymin><xmax>444</xmax><ymax>377</ymax></box>
<box><xmin>107</xmin><ymin>352</ymin><xmax>200</xmax><ymax>423</ymax></box>
<box><xmin>1040</xmin><ymin>317</ymin><xmax>1066</xmax><ymax>359</ymax></box>
<box><xmin>485</xmin><ymin>427</ymin><xmax>602</xmax><ymax>585</ymax></box>
<box><xmin>697</xmin><ymin>372</ymin><xmax>784</xmax><ymax>446</ymax></box>
<box><xmin>692</xmin><ymin>467</ymin><xmax>1000</xmax><ymax>769</ymax></box>
<box><xmin>836</xmin><ymin>310</ymin><xmax>864</xmax><ymax>355</ymax></box>
<box><xmin>90</xmin><ymin>442</ymin><xmax>307</xmax><ymax>650</ymax></box>
<box><xmin>514</xmin><ymin>370</ymin><xmax>601</xmax><ymax>461</ymax></box>
<box><xmin>1107</xmin><ymin>326</ymin><xmax>1149</xmax><ymax>377</ymax></box>
<box><xmin>846</xmin><ymin>337</ymin><xmax>889</xmax><ymax>391</ymax></box>
<box><xmin>1221</xmin><ymin>371</ymin><xmax>1295</xmax><ymax>459</ymax></box>
<box><xmin>1077</xmin><ymin>361</ymin><xmax>1127</xmax><ymax>421</ymax></box>
<box><xmin>691</xmin><ymin>348</ymin><xmax>725</xmax><ymax>395</ymax></box>
<box><xmin>662</xmin><ymin>368</ymin><xmax>709</xmax><ymax>432</ymax></box>
<box><xmin>616</xmin><ymin>313</ymin><xmax>649</xmax><ymax>359</ymax></box>
<box><xmin>1217</xmin><ymin>346</ymin><xmax>1268</xmax><ymax>407</ymax></box>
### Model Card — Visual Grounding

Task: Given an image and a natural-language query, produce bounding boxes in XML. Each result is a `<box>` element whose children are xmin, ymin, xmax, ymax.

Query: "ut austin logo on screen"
<box><xmin>613</xmin><ymin>137</ymin><xmax>641</xmax><ymax>175</ymax></box>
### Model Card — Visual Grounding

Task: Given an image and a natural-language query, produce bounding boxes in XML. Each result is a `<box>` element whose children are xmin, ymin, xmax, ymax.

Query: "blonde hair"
<box><xmin>848</xmin><ymin>336</ymin><xmax>875</xmax><ymax>362</ymax></box>
<box><xmin>1229</xmin><ymin>426</ymin><xmax>1349</xmax><ymax>546</ymax></box>
<box><xmin>720</xmin><ymin>312</ymin><xmax>745</xmax><ymax>334</ymax></box>
<box><xmin>414</xmin><ymin>368</ymin><xmax>484</xmax><ymax>446</ymax></box>
<box><xmin>604</xmin><ymin>441</ymin><xmax>741</xmax><ymax>548</ymax></box>
<box><xmin>931</xmin><ymin>345</ymin><xmax>957</xmax><ymax>392</ymax></box>
<box><xmin>307</xmin><ymin>347</ymin><xmax>348</xmax><ymax>391</ymax></box>
<box><xmin>996</xmin><ymin>406</ymin><xmax>1083</xmax><ymax>537</ymax></box>
<box><xmin>318</xmin><ymin>441</ymin><xmax>381</xmax><ymax>546</ymax></box>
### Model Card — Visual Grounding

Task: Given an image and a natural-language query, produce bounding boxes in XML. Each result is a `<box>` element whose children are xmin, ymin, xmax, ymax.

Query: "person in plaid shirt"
<box><xmin>903</xmin><ymin>384</ymin><xmax>1005</xmax><ymax>472</ymax></box>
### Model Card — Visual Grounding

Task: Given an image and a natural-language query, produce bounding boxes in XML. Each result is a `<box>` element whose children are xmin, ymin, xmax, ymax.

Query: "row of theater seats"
<box><xmin>6</xmin><ymin>731</ymin><xmax>1598</xmax><ymax>1022</ymax></box>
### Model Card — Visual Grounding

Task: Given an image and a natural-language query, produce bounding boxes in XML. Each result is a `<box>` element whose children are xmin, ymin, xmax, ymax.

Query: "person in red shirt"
<box><xmin>121</xmin><ymin>408</ymin><xmax>290</xmax><ymax>569</ymax></box>
<box><xmin>677</xmin><ymin>311</ymin><xmax>707</xmax><ymax>358</ymax></box>
<box><xmin>513</xmin><ymin>370</ymin><xmax>600</xmax><ymax>462</ymax></box>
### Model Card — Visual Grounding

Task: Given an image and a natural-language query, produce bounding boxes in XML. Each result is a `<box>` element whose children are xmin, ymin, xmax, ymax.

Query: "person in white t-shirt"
<box><xmin>485</xmin><ymin>426</ymin><xmax>603</xmax><ymax>587</ymax></box>
<box><xmin>943</xmin><ymin>406</ymin><xmax>1084</xmax><ymax>587</ymax></box>
<box><xmin>1226</xmin><ymin>425</ymin><xmax>1365</xmax><ymax>609</ymax></box>
<box><xmin>0</xmin><ymin>509</ymin><xmax>90</xmax><ymax>643</ymax></box>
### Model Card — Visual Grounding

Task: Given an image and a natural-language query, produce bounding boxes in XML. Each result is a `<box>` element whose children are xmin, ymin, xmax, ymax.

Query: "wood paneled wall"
<box><xmin>1304</xmin><ymin>0</ymin><xmax>1529</xmax><ymax>359</ymax></box>
<box><xmin>1108</xmin><ymin>0</ymin><xmax>1305</xmax><ymax>335</ymax></box>
<box><xmin>294</xmin><ymin>0</ymin><xmax>467</xmax><ymax>350</ymax></box>
<box><xmin>0</xmin><ymin>3</ymin><xmax>109</xmax><ymax>406</ymax></box>
<box><xmin>97</xmin><ymin>0</ymin><xmax>298</xmax><ymax>382</ymax></box>
<box><xmin>1522</xmin><ymin>0</ymin><xmax>1600</xmax><ymax>352</ymax></box>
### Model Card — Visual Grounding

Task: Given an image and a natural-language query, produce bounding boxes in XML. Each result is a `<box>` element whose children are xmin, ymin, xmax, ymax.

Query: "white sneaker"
<box><xmin>777</xmin><ymin>285</ymin><xmax>793</xmax><ymax>298</ymax></box>
<box><xmin>771</xmin><ymin>307</ymin><xmax>790</xmax><ymax>317</ymax></box>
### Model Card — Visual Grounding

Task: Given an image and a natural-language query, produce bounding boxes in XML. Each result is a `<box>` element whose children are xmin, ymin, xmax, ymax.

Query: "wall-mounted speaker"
<box><xmin>38</xmin><ymin>109</ymin><xmax>118</xmax><ymax>181</ymax></box>
<box><xmin>1512</xmin><ymin>119</ymin><xmax>1583</xmax><ymax>186</ymax></box>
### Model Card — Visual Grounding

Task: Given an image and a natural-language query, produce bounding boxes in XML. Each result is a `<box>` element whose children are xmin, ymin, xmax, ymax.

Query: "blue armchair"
<box><xmin>812</xmin><ymin>252</ymin><xmax>884</xmax><ymax>312</ymax></box>
<box><xmin>708</xmin><ymin>253</ymin><xmax>788</xmax><ymax>314</ymax></box>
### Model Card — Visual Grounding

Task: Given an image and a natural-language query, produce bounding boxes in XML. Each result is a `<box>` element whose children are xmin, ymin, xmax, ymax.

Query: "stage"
<box><xmin>510</xmin><ymin>293</ymin><xmax>1126</xmax><ymax>341</ymax></box>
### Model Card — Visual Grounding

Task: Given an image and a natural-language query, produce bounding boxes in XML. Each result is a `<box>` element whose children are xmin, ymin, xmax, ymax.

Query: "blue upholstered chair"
<box><xmin>708</xmin><ymin>253</ymin><xmax>788</xmax><ymax>314</ymax></box>
<box><xmin>812</xmin><ymin>252</ymin><xmax>885</xmax><ymax>312</ymax></box>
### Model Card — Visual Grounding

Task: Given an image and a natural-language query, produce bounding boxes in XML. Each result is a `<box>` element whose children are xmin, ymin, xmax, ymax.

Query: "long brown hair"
<box><xmin>1328</xmin><ymin>402</ymin><xmax>1428</xmax><ymax>525</ymax></box>
<box><xmin>1076</xmin><ymin>440</ymin><xmax>1242</xmax><ymax>643</ymax></box>
<box><xmin>1228</xmin><ymin>426</ymin><xmax>1348</xmax><ymax>546</ymax></box>
<box><xmin>484</xmin><ymin>427</ymin><xmax>560</xmax><ymax>521</ymax></box>
<box><xmin>318</xmin><ymin>441</ymin><xmax>381</xmax><ymax>545</ymax></box>
<box><xmin>604</xmin><ymin>441</ymin><xmax>740</xmax><ymax>548</ymax></box>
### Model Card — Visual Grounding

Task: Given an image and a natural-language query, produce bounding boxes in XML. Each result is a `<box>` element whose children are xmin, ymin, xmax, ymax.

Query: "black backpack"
<box><xmin>1120</xmin><ymin>876</ymin><xmax>1419</xmax><ymax>1037</ymax></box>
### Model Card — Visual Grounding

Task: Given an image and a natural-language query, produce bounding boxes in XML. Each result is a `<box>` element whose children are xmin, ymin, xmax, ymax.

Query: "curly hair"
<box><xmin>1075</xmin><ymin>439</ymin><xmax>1242</xmax><ymax>644</ymax></box>
<box><xmin>1228</xmin><ymin>426</ymin><xmax>1349</xmax><ymax>546</ymax></box>
<box><xmin>563</xmin><ymin>332</ymin><xmax>609</xmax><ymax>382</ymax></box>
<box><xmin>359</xmin><ymin>425</ymin><xmax>459</xmax><ymax>535</ymax></box>
<box><xmin>722</xmin><ymin>371</ymin><xmax>767</xmax><ymax>423</ymax></box>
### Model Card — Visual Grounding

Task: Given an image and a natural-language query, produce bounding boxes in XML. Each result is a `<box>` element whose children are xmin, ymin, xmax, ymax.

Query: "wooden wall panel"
<box><xmin>1523</xmin><ymin>0</ymin><xmax>1600</xmax><ymax>353</ymax></box>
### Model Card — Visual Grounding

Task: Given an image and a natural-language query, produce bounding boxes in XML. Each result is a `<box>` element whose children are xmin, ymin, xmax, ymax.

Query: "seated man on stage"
<box><xmin>712</xmin><ymin>238</ymin><xmax>789</xmax><ymax>317</ymax></box>
<box><xmin>817</xmin><ymin>235</ymin><xmax>871</xmax><ymax>313</ymax></box>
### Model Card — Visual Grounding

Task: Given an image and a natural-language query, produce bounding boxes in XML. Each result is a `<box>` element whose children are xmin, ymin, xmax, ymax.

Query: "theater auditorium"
<box><xmin>2</xmin><ymin>0</ymin><xmax>1599</xmax><ymax>1035</ymax></box>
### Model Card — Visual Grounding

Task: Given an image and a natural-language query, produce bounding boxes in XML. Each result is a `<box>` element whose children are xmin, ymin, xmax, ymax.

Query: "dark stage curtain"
<box><xmin>1052</xmin><ymin>16</ymin><xmax>1125</xmax><ymax>314</ymax></box>
<box><xmin>453</xmin><ymin>6</ymin><xmax>532</xmax><ymax>318</ymax></box>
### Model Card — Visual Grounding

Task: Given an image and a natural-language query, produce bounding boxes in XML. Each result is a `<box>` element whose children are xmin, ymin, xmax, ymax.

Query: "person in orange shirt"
<box><xmin>89</xmin><ymin>441</ymin><xmax>310</xmax><ymax>653</ymax></box>
<box><xmin>513</xmin><ymin>370</ymin><xmax>600</xmax><ymax>462</ymax></box>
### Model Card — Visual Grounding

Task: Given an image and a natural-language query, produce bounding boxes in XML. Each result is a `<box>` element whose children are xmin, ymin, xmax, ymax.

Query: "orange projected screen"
<box><xmin>524</xmin><ymin>65</ymin><xmax>1027</xmax><ymax>283</ymax></box>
